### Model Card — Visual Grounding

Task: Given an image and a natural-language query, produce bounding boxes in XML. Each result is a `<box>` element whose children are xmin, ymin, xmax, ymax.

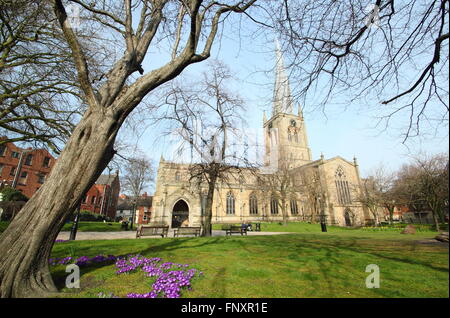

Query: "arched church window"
<box><xmin>226</xmin><ymin>191</ymin><xmax>235</xmax><ymax>215</ymax></box>
<box><xmin>270</xmin><ymin>195</ymin><xmax>279</xmax><ymax>215</ymax></box>
<box><xmin>294</xmin><ymin>132</ymin><xmax>299</xmax><ymax>143</ymax></box>
<box><xmin>290</xmin><ymin>199</ymin><xmax>298</xmax><ymax>215</ymax></box>
<box><xmin>249</xmin><ymin>193</ymin><xmax>258</xmax><ymax>215</ymax></box>
<box><xmin>175</xmin><ymin>171</ymin><xmax>181</xmax><ymax>182</ymax></box>
<box><xmin>335</xmin><ymin>166</ymin><xmax>351</xmax><ymax>205</ymax></box>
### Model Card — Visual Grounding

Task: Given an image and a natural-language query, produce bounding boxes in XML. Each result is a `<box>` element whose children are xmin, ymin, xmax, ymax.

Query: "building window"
<box><xmin>0</xmin><ymin>145</ymin><xmax>6</xmax><ymax>156</ymax></box>
<box><xmin>38</xmin><ymin>174</ymin><xmax>45</xmax><ymax>184</ymax></box>
<box><xmin>19</xmin><ymin>171</ymin><xmax>28</xmax><ymax>184</ymax></box>
<box><xmin>175</xmin><ymin>171</ymin><xmax>181</xmax><ymax>182</ymax></box>
<box><xmin>82</xmin><ymin>195</ymin><xmax>87</xmax><ymax>204</ymax></box>
<box><xmin>270</xmin><ymin>195</ymin><xmax>279</xmax><ymax>215</ymax></box>
<box><xmin>335</xmin><ymin>166</ymin><xmax>351</xmax><ymax>205</ymax></box>
<box><xmin>91</xmin><ymin>196</ymin><xmax>96</xmax><ymax>204</ymax></box>
<box><xmin>226</xmin><ymin>191</ymin><xmax>235</xmax><ymax>215</ymax></box>
<box><xmin>10</xmin><ymin>166</ymin><xmax>15</xmax><ymax>176</ymax></box>
<box><xmin>294</xmin><ymin>132</ymin><xmax>299</xmax><ymax>143</ymax></box>
<box><xmin>249</xmin><ymin>193</ymin><xmax>258</xmax><ymax>215</ymax></box>
<box><xmin>24</xmin><ymin>154</ymin><xmax>33</xmax><ymax>166</ymax></box>
<box><xmin>43</xmin><ymin>157</ymin><xmax>51</xmax><ymax>167</ymax></box>
<box><xmin>11</xmin><ymin>151</ymin><xmax>20</xmax><ymax>159</ymax></box>
<box><xmin>290</xmin><ymin>199</ymin><xmax>298</xmax><ymax>215</ymax></box>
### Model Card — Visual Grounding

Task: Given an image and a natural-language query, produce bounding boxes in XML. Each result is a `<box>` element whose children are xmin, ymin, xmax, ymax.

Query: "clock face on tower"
<box><xmin>290</xmin><ymin>119</ymin><xmax>296</xmax><ymax>127</ymax></box>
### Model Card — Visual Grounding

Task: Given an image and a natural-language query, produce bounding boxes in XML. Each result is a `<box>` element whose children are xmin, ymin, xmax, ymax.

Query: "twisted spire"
<box><xmin>273</xmin><ymin>38</ymin><xmax>294</xmax><ymax>115</ymax></box>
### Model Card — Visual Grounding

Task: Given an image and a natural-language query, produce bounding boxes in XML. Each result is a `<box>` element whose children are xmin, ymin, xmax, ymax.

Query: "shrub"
<box><xmin>79</xmin><ymin>210</ymin><xmax>106</xmax><ymax>222</ymax></box>
<box><xmin>0</xmin><ymin>186</ymin><xmax>28</xmax><ymax>202</ymax></box>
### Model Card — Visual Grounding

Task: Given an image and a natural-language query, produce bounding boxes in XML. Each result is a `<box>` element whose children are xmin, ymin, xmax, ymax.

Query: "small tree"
<box><xmin>366</xmin><ymin>165</ymin><xmax>398</xmax><ymax>224</ymax></box>
<box><xmin>298</xmin><ymin>168</ymin><xmax>326</xmax><ymax>224</ymax></box>
<box><xmin>357</xmin><ymin>177</ymin><xmax>384</xmax><ymax>226</ymax></box>
<box><xmin>395</xmin><ymin>153</ymin><xmax>449</xmax><ymax>231</ymax></box>
<box><xmin>122</xmin><ymin>156</ymin><xmax>154</xmax><ymax>199</ymax></box>
<box><xmin>0</xmin><ymin>186</ymin><xmax>29</xmax><ymax>202</ymax></box>
<box><xmin>260</xmin><ymin>155</ymin><xmax>296</xmax><ymax>226</ymax></box>
<box><xmin>121</xmin><ymin>155</ymin><xmax>154</xmax><ymax>229</ymax></box>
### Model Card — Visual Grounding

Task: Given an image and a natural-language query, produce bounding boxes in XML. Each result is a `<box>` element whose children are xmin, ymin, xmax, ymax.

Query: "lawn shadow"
<box><xmin>51</xmin><ymin>236</ymin><xmax>226</xmax><ymax>292</ymax></box>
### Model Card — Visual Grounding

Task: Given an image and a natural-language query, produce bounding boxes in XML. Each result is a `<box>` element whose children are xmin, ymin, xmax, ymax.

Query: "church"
<box><xmin>149</xmin><ymin>46</ymin><xmax>371</xmax><ymax>229</ymax></box>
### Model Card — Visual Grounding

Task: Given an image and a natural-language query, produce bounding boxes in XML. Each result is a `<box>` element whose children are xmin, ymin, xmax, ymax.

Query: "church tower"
<box><xmin>264</xmin><ymin>40</ymin><xmax>312</xmax><ymax>170</ymax></box>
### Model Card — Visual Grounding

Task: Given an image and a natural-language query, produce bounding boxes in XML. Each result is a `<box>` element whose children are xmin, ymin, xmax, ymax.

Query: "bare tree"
<box><xmin>298</xmin><ymin>167</ymin><xmax>326</xmax><ymax>224</ymax></box>
<box><xmin>357</xmin><ymin>176</ymin><xmax>385</xmax><ymax>226</ymax></box>
<box><xmin>0</xmin><ymin>0</ymin><xmax>112</xmax><ymax>152</ymax></box>
<box><xmin>0</xmin><ymin>0</ymin><xmax>257</xmax><ymax>297</ymax></box>
<box><xmin>394</xmin><ymin>163</ymin><xmax>430</xmax><ymax>224</ymax></box>
<box><xmin>121</xmin><ymin>155</ymin><xmax>154</xmax><ymax>229</ymax></box>
<box><xmin>395</xmin><ymin>153</ymin><xmax>449</xmax><ymax>230</ymax></box>
<box><xmin>160</xmin><ymin>61</ymin><xmax>254</xmax><ymax>236</ymax></box>
<box><xmin>272</xmin><ymin>0</ymin><xmax>449</xmax><ymax>141</ymax></box>
<box><xmin>122</xmin><ymin>156</ymin><xmax>154</xmax><ymax>198</ymax></box>
<box><xmin>260</xmin><ymin>156</ymin><xmax>296</xmax><ymax>225</ymax></box>
<box><xmin>373</xmin><ymin>166</ymin><xmax>398</xmax><ymax>224</ymax></box>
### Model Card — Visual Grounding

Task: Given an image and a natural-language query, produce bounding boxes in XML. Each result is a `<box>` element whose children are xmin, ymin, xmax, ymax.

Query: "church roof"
<box><xmin>96</xmin><ymin>174</ymin><xmax>118</xmax><ymax>185</ymax></box>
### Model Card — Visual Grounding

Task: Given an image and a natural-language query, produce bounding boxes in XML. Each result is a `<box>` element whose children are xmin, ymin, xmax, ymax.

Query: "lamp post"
<box><xmin>0</xmin><ymin>191</ymin><xmax>4</xmax><ymax>221</ymax></box>
<box><xmin>318</xmin><ymin>194</ymin><xmax>327</xmax><ymax>232</ymax></box>
<box><xmin>69</xmin><ymin>203</ymin><xmax>81</xmax><ymax>241</ymax></box>
<box><xmin>130</xmin><ymin>199</ymin><xmax>136</xmax><ymax>231</ymax></box>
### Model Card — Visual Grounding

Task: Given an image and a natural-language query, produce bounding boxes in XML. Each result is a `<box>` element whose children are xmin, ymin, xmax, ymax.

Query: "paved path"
<box><xmin>57</xmin><ymin>230</ymin><xmax>295</xmax><ymax>241</ymax></box>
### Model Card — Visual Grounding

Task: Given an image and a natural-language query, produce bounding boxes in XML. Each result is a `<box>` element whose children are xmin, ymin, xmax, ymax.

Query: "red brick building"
<box><xmin>80</xmin><ymin>173</ymin><xmax>121</xmax><ymax>220</ymax></box>
<box><xmin>0</xmin><ymin>140</ymin><xmax>56</xmax><ymax>199</ymax></box>
<box><xmin>1</xmin><ymin>139</ymin><xmax>121</xmax><ymax>220</ymax></box>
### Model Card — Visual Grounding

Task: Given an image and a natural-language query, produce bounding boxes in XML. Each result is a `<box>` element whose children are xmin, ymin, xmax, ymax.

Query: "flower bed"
<box><xmin>48</xmin><ymin>254</ymin><xmax>117</xmax><ymax>266</ymax></box>
<box><xmin>116</xmin><ymin>255</ymin><xmax>203</xmax><ymax>298</ymax></box>
<box><xmin>49</xmin><ymin>254</ymin><xmax>203</xmax><ymax>298</ymax></box>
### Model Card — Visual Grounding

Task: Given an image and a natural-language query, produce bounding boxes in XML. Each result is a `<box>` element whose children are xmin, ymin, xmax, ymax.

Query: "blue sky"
<box><xmin>117</xmin><ymin>13</ymin><xmax>448</xmax><ymax>193</ymax></box>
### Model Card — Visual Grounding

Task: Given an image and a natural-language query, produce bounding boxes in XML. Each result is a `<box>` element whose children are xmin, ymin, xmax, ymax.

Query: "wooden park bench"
<box><xmin>173</xmin><ymin>226</ymin><xmax>202</xmax><ymax>237</ymax></box>
<box><xmin>224</xmin><ymin>225</ymin><xmax>247</xmax><ymax>236</ymax></box>
<box><xmin>136</xmin><ymin>225</ymin><xmax>169</xmax><ymax>238</ymax></box>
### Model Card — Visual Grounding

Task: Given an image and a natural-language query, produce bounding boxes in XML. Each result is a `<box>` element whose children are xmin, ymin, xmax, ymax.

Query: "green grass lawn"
<box><xmin>49</xmin><ymin>227</ymin><xmax>449</xmax><ymax>298</ymax></box>
<box><xmin>0</xmin><ymin>221</ymin><xmax>124</xmax><ymax>233</ymax></box>
<box><xmin>213</xmin><ymin>221</ymin><xmax>448</xmax><ymax>235</ymax></box>
<box><xmin>2</xmin><ymin>220</ymin><xmax>446</xmax><ymax>235</ymax></box>
<box><xmin>60</xmin><ymin>221</ymin><xmax>124</xmax><ymax>232</ymax></box>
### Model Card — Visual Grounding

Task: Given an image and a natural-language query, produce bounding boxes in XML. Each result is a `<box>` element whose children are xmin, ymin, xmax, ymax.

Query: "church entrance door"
<box><xmin>172</xmin><ymin>200</ymin><xmax>189</xmax><ymax>228</ymax></box>
<box><xmin>344</xmin><ymin>209</ymin><xmax>352</xmax><ymax>227</ymax></box>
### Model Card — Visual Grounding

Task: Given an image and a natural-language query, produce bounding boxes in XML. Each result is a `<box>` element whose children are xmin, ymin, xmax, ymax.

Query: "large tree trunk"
<box><xmin>0</xmin><ymin>109</ymin><xmax>121</xmax><ymax>298</ymax></box>
<box><xmin>281</xmin><ymin>199</ymin><xmax>288</xmax><ymax>226</ymax></box>
<box><xmin>202</xmin><ymin>177</ymin><xmax>217</xmax><ymax>237</ymax></box>
<box><xmin>432</xmin><ymin>210</ymin><xmax>440</xmax><ymax>232</ymax></box>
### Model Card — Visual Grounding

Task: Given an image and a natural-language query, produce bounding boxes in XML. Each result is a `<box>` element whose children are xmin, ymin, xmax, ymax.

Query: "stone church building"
<box><xmin>150</xmin><ymin>47</ymin><xmax>371</xmax><ymax>229</ymax></box>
